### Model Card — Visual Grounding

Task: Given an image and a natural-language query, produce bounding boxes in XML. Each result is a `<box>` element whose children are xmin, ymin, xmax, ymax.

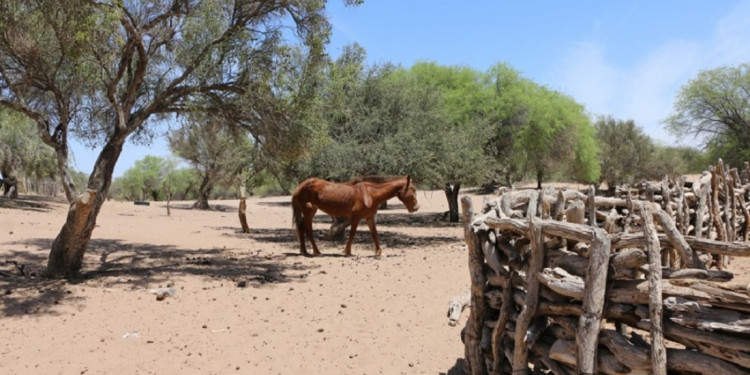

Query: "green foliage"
<box><xmin>0</xmin><ymin>108</ymin><xmax>57</xmax><ymax>184</ymax></box>
<box><xmin>111</xmin><ymin>156</ymin><xmax>199</xmax><ymax>202</ymax></box>
<box><xmin>512</xmin><ymin>82</ymin><xmax>600</xmax><ymax>186</ymax></box>
<box><xmin>665</xmin><ymin>63</ymin><xmax>750</xmax><ymax>167</ymax></box>
<box><xmin>299</xmin><ymin>51</ymin><xmax>493</xmax><ymax>189</ymax></box>
<box><xmin>644</xmin><ymin>145</ymin><xmax>707</xmax><ymax>180</ymax></box>
<box><xmin>168</xmin><ymin>113</ymin><xmax>257</xmax><ymax>208</ymax></box>
<box><xmin>595</xmin><ymin>116</ymin><xmax>655</xmax><ymax>187</ymax></box>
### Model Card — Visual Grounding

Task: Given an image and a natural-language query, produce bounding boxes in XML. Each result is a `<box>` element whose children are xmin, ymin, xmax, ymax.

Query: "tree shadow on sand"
<box><xmin>1</xmin><ymin>237</ymin><xmax>318</xmax><ymax>318</ymax></box>
<box><xmin>0</xmin><ymin>195</ymin><xmax>65</xmax><ymax>212</ymax></box>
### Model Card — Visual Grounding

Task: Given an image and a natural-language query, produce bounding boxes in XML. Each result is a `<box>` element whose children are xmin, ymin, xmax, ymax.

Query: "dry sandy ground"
<box><xmin>1</xmin><ymin>190</ymin><xmax>484</xmax><ymax>375</ymax></box>
<box><xmin>2</xmin><ymin>189</ymin><xmax>750</xmax><ymax>375</ymax></box>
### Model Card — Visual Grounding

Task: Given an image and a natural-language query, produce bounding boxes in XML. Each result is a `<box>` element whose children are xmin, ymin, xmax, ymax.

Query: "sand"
<box><xmin>1</xmin><ymin>191</ymin><xmax>482</xmax><ymax>375</ymax></box>
<box><xmin>2</xmin><ymin>189</ymin><xmax>749</xmax><ymax>375</ymax></box>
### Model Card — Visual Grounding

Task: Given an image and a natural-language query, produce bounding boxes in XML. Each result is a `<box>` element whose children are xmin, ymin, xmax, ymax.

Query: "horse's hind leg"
<box><xmin>366</xmin><ymin>217</ymin><xmax>382</xmax><ymax>257</ymax></box>
<box><xmin>303</xmin><ymin>209</ymin><xmax>321</xmax><ymax>256</ymax></box>
<box><xmin>297</xmin><ymin>218</ymin><xmax>309</xmax><ymax>256</ymax></box>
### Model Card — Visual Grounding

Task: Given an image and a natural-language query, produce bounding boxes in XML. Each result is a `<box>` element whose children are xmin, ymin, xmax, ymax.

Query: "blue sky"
<box><xmin>71</xmin><ymin>0</ymin><xmax>750</xmax><ymax>177</ymax></box>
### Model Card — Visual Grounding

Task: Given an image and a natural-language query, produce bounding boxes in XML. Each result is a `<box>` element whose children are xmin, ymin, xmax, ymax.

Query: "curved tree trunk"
<box><xmin>1</xmin><ymin>174</ymin><xmax>18</xmax><ymax>199</ymax></box>
<box><xmin>327</xmin><ymin>216</ymin><xmax>351</xmax><ymax>240</ymax></box>
<box><xmin>46</xmin><ymin>140</ymin><xmax>123</xmax><ymax>278</ymax></box>
<box><xmin>444</xmin><ymin>182</ymin><xmax>461</xmax><ymax>222</ymax></box>
<box><xmin>193</xmin><ymin>174</ymin><xmax>213</xmax><ymax>210</ymax></box>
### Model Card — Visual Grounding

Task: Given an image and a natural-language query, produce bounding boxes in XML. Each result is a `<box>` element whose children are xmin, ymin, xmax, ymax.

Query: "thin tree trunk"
<box><xmin>238</xmin><ymin>180</ymin><xmax>249</xmax><ymax>233</ymax></box>
<box><xmin>55</xmin><ymin>146</ymin><xmax>77</xmax><ymax>204</ymax></box>
<box><xmin>164</xmin><ymin>186</ymin><xmax>172</xmax><ymax>217</ymax></box>
<box><xmin>444</xmin><ymin>182</ymin><xmax>461</xmax><ymax>222</ymax></box>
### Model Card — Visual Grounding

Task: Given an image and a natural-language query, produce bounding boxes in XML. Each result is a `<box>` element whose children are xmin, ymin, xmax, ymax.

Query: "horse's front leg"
<box><xmin>344</xmin><ymin>218</ymin><xmax>360</xmax><ymax>257</ymax></box>
<box><xmin>366</xmin><ymin>217</ymin><xmax>382</xmax><ymax>257</ymax></box>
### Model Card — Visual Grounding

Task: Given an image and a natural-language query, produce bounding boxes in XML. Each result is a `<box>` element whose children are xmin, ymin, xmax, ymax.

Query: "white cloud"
<box><xmin>712</xmin><ymin>0</ymin><xmax>750</xmax><ymax>65</ymax></box>
<box><xmin>557</xmin><ymin>0</ymin><xmax>750</xmax><ymax>145</ymax></box>
<box><xmin>558</xmin><ymin>42</ymin><xmax>620</xmax><ymax>117</ymax></box>
<box><xmin>622</xmin><ymin>40</ymin><xmax>700</xmax><ymax>142</ymax></box>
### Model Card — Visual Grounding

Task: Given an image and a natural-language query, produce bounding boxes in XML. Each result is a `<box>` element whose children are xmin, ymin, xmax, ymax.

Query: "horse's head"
<box><xmin>397</xmin><ymin>175</ymin><xmax>419</xmax><ymax>213</ymax></box>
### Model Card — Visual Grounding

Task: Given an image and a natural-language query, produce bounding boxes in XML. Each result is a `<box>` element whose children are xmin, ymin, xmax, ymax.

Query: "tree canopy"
<box><xmin>0</xmin><ymin>0</ymin><xmax>334</xmax><ymax>277</ymax></box>
<box><xmin>665</xmin><ymin>63</ymin><xmax>750</xmax><ymax>167</ymax></box>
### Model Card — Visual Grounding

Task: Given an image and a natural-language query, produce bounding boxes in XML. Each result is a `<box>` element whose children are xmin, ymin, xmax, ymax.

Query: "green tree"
<box><xmin>514</xmin><ymin>84</ymin><xmax>600</xmax><ymax>189</ymax></box>
<box><xmin>595</xmin><ymin>116</ymin><xmax>655</xmax><ymax>191</ymax></box>
<box><xmin>0</xmin><ymin>1</ymin><xmax>100</xmax><ymax>203</ymax></box>
<box><xmin>644</xmin><ymin>145</ymin><xmax>707</xmax><ymax>180</ymax></box>
<box><xmin>404</xmin><ymin>62</ymin><xmax>493</xmax><ymax>221</ymax></box>
<box><xmin>483</xmin><ymin>63</ymin><xmax>530</xmax><ymax>185</ymax></box>
<box><xmin>0</xmin><ymin>108</ymin><xmax>58</xmax><ymax>197</ymax></box>
<box><xmin>120</xmin><ymin>156</ymin><xmax>165</xmax><ymax>201</ymax></box>
<box><xmin>665</xmin><ymin>63</ymin><xmax>750</xmax><ymax>167</ymax></box>
<box><xmin>0</xmin><ymin>0</ymin><xmax>334</xmax><ymax>278</ymax></box>
<box><xmin>168</xmin><ymin>114</ymin><xmax>255</xmax><ymax>209</ymax></box>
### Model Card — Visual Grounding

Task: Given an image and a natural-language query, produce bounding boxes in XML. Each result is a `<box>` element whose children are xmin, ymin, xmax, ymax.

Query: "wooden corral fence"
<box><xmin>460</xmin><ymin>160</ymin><xmax>750</xmax><ymax>375</ymax></box>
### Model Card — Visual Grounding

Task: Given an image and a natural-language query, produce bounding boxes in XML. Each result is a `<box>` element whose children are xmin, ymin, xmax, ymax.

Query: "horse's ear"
<box><xmin>405</xmin><ymin>175</ymin><xmax>411</xmax><ymax>189</ymax></box>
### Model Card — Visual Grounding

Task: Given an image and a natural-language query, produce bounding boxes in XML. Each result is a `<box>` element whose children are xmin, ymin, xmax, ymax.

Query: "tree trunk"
<box><xmin>193</xmin><ymin>174</ymin><xmax>213</xmax><ymax>210</ymax></box>
<box><xmin>1</xmin><ymin>174</ymin><xmax>18</xmax><ymax>199</ymax></box>
<box><xmin>55</xmin><ymin>145</ymin><xmax>77</xmax><ymax>204</ymax></box>
<box><xmin>327</xmin><ymin>216</ymin><xmax>351</xmax><ymax>240</ymax></box>
<box><xmin>238</xmin><ymin>180</ymin><xmax>250</xmax><ymax>233</ymax></box>
<box><xmin>444</xmin><ymin>182</ymin><xmax>461</xmax><ymax>222</ymax></box>
<box><xmin>164</xmin><ymin>185</ymin><xmax>172</xmax><ymax>217</ymax></box>
<box><xmin>46</xmin><ymin>140</ymin><xmax>123</xmax><ymax>278</ymax></box>
<box><xmin>537</xmin><ymin>169</ymin><xmax>543</xmax><ymax>190</ymax></box>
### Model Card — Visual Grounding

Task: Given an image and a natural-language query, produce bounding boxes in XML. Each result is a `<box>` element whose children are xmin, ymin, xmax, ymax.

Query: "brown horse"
<box><xmin>291</xmin><ymin>175</ymin><xmax>419</xmax><ymax>257</ymax></box>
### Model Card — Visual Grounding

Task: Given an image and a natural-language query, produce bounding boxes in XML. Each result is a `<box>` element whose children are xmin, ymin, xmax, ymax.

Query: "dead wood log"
<box><xmin>462</xmin><ymin>196</ymin><xmax>487</xmax><ymax>375</ymax></box>
<box><xmin>565</xmin><ymin>200</ymin><xmax>585</xmax><ymax>225</ymax></box>
<box><xmin>511</xmin><ymin>220</ymin><xmax>543</xmax><ymax>374</ymax></box>
<box><xmin>609</xmin><ymin>232</ymin><xmax>750</xmax><ymax>256</ymax></box>
<box><xmin>549</xmin><ymin>340</ymin><xmax>647</xmax><ymax>375</ymax></box>
<box><xmin>491</xmin><ymin>279</ymin><xmax>515</xmax><ymax>374</ymax></box>
<box><xmin>661</xmin><ymin>268</ymin><xmax>733</xmax><ymax>281</ymax></box>
<box><xmin>610</xmin><ymin>248</ymin><xmax>647</xmax><ymax>279</ymax></box>
<box><xmin>598</xmin><ymin>330</ymin><xmax>650</xmax><ymax>371</ymax></box>
<box><xmin>576</xmin><ymin>227</ymin><xmax>611</xmax><ymax>374</ymax></box>
<box><xmin>546</xmin><ymin>249</ymin><xmax>588</xmax><ymax>277</ymax></box>
<box><xmin>552</xmin><ymin>190</ymin><xmax>566</xmax><ymax>221</ymax></box>
<box><xmin>694</xmin><ymin>172</ymin><xmax>712</xmax><ymax>239</ymax></box>
<box><xmin>640</xmin><ymin>202</ymin><xmax>667</xmax><ymax>375</ymax></box>
<box><xmin>587</xmin><ymin>186</ymin><xmax>597</xmax><ymax>228</ymax></box>
<box><xmin>538</xmin><ymin>267</ymin><xmax>585</xmax><ymax>300</ymax></box>
<box><xmin>448</xmin><ymin>287</ymin><xmax>472</xmax><ymax>326</ymax></box>
<box><xmin>652</xmin><ymin>205</ymin><xmax>701</xmax><ymax>269</ymax></box>
<box><xmin>667</xmin><ymin>348</ymin><xmax>750</xmax><ymax>374</ymax></box>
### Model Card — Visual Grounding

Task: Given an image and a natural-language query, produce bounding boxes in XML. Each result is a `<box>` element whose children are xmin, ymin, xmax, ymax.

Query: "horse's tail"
<box><xmin>291</xmin><ymin>193</ymin><xmax>303</xmax><ymax>239</ymax></box>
